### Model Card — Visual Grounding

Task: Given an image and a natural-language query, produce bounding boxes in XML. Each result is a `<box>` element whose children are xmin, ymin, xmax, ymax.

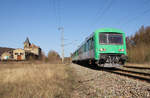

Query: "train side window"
<box><xmin>90</xmin><ymin>38</ymin><xmax>94</xmax><ymax>50</ymax></box>
<box><xmin>80</xmin><ymin>47</ymin><xmax>82</xmax><ymax>54</ymax></box>
<box><xmin>89</xmin><ymin>39</ymin><xmax>92</xmax><ymax>50</ymax></box>
<box><xmin>81</xmin><ymin>46</ymin><xmax>84</xmax><ymax>54</ymax></box>
<box><xmin>87</xmin><ymin>41</ymin><xmax>89</xmax><ymax>51</ymax></box>
<box><xmin>88</xmin><ymin>40</ymin><xmax>90</xmax><ymax>51</ymax></box>
<box><xmin>77</xmin><ymin>51</ymin><xmax>78</xmax><ymax>55</ymax></box>
<box><xmin>84</xmin><ymin>44</ymin><xmax>86</xmax><ymax>52</ymax></box>
<box><xmin>91</xmin><ymin>38</ymin><xmax>94</xmax><ymax>49</ymax></box>
<box><xmin>88</xmin><ymin>40</ymin><xmax>91</xmax><ymax>50</ymax></box>
<box><xmin>88</xmin><ymin>40</ymin><xmax>90</xmax><ymax>50</ymax></box>
<box><xmin>79</xmin><ymin>48</ymin><xmax>81</xmax><ymax>54</ymax></box>
<box><xmin>86</xmin><ymin>42</ymin><xmax>88</xmax><ymax>52</ymax></box>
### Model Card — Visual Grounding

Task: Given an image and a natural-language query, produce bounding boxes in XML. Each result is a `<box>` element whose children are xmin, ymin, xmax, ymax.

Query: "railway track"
<box><xmin>71</xmin><ymin>63</ymin><xmax>150</xmax><ymax>97</ymax></box>
<box><xmin>103</xmin><ymin>66</ymin><xmax>150</xmax><ymax>83</ymax></box>
<box><xmin>74</xmin><ymin>62</ymin><xmax>150</xmax><ymax>83</ymax></box>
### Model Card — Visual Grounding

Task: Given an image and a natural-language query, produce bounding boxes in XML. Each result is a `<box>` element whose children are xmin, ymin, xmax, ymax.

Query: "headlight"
<box><xmin>118</xmin><ymin>49</ymin><xmax>124</xmax><ymax>52</ymax></box>
<box><xmin>100</xmin><ymin>48</ymin><xmax>106</xmax><ymax>51</ymax></box>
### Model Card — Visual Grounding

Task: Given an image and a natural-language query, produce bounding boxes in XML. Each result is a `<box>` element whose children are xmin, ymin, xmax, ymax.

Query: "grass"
<box><xmin>125</xmin><ymin>63</ymin><xmax>150</xmax><ymax>68</ymax></box>
<box><xmin>124</xmin><ymin>63</ymin><xmax>150</xmax><ymax>77</ymax></box>
<box><xmin>127</xmin><ymin>44</ymin><xmax>150</xmax><ymax>64</ymax></box>
<box><xmin>0</xmin><ymin>62</ymin><xmax>75</xmax><ymax>98</ymax></box>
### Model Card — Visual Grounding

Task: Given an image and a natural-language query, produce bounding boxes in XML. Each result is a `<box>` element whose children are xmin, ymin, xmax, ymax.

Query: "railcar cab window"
<box><xmin>99</xmin><ymin>33</ymin><xmax>123</xmax><ymax>45</ymax></box>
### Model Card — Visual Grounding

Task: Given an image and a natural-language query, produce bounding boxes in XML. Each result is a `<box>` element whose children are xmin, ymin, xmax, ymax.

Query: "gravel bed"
<box><xmin>71</xmin><ymin>64</ymin><xmax>150</xmax><ymax>98</ymax></box>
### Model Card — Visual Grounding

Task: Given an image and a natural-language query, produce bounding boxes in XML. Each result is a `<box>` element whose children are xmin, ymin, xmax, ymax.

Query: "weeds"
<box><xmin>0</xmin><ymin>63</ymin><xmax>75</xmax><ymax>98</ymax></box>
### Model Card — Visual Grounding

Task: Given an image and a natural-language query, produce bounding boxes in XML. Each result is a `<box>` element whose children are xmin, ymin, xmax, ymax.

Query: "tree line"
<box><xmin>126</xmin><ymin>26</ymin><xmax>150</xmax><ymax>63</ymax></box>
<box><xmin>41</xmin><ymin>50</ymin><xmax>71</xmax><ymax>64</ymax></box>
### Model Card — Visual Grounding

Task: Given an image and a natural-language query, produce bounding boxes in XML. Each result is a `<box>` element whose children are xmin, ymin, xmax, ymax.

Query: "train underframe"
<box><xmin>73</xmin><ymin>53</ymin><xmax>127</xmax><ymax>68</ymax></box>
<box><xmin>96</xmin><ymin>53</ymin><xmax>127</xmax><ymax>67</ymax></box>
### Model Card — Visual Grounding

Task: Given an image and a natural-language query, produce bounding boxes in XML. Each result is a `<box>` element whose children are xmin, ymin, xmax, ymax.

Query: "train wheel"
<box><xmin>89</xmin><ymin>60</ymin><xmax>92</xmax><ymax>65</ymax></box>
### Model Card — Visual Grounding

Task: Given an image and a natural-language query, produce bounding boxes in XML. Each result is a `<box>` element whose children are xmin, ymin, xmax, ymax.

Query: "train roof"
<box><xmin>94</xmin><ymin>28</ymin><xmax>124</xmax><ymax>34</ymax></box>
<box><xmin>72</xmin><ymin>28</ymin><xmax>125</xmax><ymax>54</ymax></box>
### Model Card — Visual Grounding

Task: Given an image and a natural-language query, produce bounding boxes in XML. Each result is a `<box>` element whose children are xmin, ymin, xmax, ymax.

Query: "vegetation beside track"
<box><xmin>127</xmin><ymin>26</ymin><xmax>150</xmax><ymax>64</ymax></box>
<box><xmin>0</xmin><ymin>62</ymin><xmax>76</xmax><ymax>98</ymax></box>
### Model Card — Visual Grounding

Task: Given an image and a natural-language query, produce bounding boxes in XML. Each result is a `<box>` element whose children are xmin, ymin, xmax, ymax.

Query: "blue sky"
<box><xmin>0</xmin><ymin>0</ymin><xmax>150</xmax><ymax>57</ymax></box>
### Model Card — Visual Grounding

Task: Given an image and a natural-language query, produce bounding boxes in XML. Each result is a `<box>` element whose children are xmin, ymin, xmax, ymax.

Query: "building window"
<box><xmin>20</xmin><ymin>53</ymin><xmax>24</xmax><ymax>55</ymax></box>
<box><xmin>15</xmin><ymin>53</ymin><xmax>18</xmax><ymax>55</ymax></box>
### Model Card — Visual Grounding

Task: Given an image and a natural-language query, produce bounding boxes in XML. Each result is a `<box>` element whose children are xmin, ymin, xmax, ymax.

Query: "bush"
<box><xmin>40</xmin><ymin>51</ymin><xmax>47</xmax><ymax>62</ymax></box>
<box><xmin>47</xmin><ymin>50</ymin><xmax>61</xmax><ymax>63</ymax></box>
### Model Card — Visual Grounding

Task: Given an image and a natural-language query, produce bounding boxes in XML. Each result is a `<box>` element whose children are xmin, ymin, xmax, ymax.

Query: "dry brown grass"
<box><xmin>125</xmin><ymin>63</ymin><xmax>150</xmax><ymax>68</ymax></box>
<box><xmin>127</xmin><ymin>44</ymin><xmax>150</xmax><ymax>64</ymax></box>
<box><xmin>0</xmin><ymin>62</ymin><xmax>75</xmax><ymax>98</ymax></box>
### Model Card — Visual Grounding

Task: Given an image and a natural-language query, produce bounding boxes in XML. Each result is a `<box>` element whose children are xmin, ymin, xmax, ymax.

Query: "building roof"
<box><xmin>24</xmin><ymin>37</ymin><xmax>30</xmax><ymax>44</ymax></box>
<box><xmin>0</xmin><ymin>47</ymin><xmax>14</xmax><ymax>57</ymax></box>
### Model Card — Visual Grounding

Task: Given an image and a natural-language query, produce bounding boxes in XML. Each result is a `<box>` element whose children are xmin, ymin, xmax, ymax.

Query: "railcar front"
<box><xmin>94</xmin><ymin>28</ymin><xmax>127</xmax><ymax>67</ymax></box>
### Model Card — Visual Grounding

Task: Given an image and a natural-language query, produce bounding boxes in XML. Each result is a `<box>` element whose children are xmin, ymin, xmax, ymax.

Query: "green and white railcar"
<box><xmin>72</xmin><ymin>28</ymin><xmax>127</xmax><ymax>67</ymax></box>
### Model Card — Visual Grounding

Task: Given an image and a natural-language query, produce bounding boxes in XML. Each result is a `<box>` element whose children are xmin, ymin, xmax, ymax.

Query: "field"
<box><xmin>0</xmin><ymin>62</ymin><xmax>150</xmax><ymax>98</ymax></box>
<box><xmin>0</xmin><ymin>62</ymin><xmax>75</xmax><ymax>98</ymax></box>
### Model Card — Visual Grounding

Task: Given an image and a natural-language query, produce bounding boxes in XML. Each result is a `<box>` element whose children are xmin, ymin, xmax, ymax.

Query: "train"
<box><xmin>72</xmin><ymin>28</ymin><xmax>127</xmax><ymax>67</ymax></box>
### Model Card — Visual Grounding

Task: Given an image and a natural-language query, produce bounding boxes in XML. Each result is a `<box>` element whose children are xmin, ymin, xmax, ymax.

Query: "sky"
<box><xmin>0</xmin><ymin>0</ymin><xmax>150</xmax><ymax>57</ymax></box>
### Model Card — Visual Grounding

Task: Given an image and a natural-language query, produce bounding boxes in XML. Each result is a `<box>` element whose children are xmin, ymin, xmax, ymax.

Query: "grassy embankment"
<box><xmin>0</xmin><ymin>62</ymin><xmax>75</xmax><ymax>98</ymax></box>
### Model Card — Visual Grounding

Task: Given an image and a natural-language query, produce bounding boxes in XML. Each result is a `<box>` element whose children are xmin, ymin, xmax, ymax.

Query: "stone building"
<box><xmin>0</xmin><ymin>38</ymin><xmax>41</xmax><ymax>61</ymax></box>
<box><xmin>12</xmin><ymin>37</ymin><xmax>41</xmax><ymax>60</ymax></box>
<box><xmin>23</xmin><ymin>37</ymin><xmax>41</xmax><ymax>59</ymax></box>
<box><xmin>1</xmin><ymin>51</ymin><xmax>13</xmax><ymax>60</ymax></box>
<box><xmin>24</xmin><ymin>38</ymin><xmax>41</xmax><ymax>56</ymax></box>
<box><xmin>13</xmin><ymin>49</ymin><xmax>25</xmax><ymax>60</ymax></box>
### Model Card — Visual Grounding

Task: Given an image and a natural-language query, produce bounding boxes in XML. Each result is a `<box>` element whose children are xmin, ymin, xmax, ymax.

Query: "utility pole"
<box><xmin>58</xmin><ymin>27</ymin><xmax>64</xmax><ymax>63</ymax></box>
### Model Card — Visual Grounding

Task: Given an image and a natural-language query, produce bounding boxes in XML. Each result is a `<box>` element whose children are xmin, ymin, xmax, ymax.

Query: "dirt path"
<box><xmin>70</xmin><ymin>63</ymin><xmax>150</xmax><ymax>98</ymax></box>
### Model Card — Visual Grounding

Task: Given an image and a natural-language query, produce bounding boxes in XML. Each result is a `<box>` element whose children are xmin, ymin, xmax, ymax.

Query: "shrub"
<box><xmin>47</xmin><ymin>50</ymin><xmax>61</xmax><ymax>63</ymax></box>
